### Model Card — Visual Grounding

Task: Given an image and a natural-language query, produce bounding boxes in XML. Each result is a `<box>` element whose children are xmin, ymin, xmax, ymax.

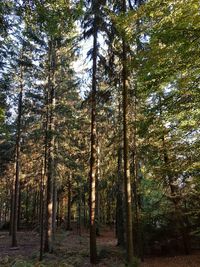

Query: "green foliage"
<box><xmin>128</xmin><ymin>257</ymin><xmax>140</xmax><ymax>267</ymax></box>
<box><xmin>0</xmin><ymin>0</ymin><xmax>199</xmax><ymax>263</ymax></box>
<box><xmin>11</xmin><ymin>260</ymin><xmax>33</xmax><ymax>267</ymax></box>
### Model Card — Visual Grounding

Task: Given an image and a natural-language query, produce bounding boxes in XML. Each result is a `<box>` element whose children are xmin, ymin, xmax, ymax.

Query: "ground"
<box><xmin>0</xmin><ymin>227</ymin><xmax>200</xmax><ymax>267</ymax></box>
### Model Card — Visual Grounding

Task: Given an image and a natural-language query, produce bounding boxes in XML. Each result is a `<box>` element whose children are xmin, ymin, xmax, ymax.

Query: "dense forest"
<box><xmin>0</xmin><ymin>0</ymin><xmax>199</xmax><ymax>266</ymax></box>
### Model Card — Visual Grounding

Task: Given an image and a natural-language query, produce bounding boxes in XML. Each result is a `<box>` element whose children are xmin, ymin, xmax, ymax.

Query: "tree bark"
<box><xmin>122</xmin><ymin>0</ymin><xmax>134</xmax><ymax>263</ymax></box>
<box><xmin>66</xmin><ymin>172</ymin><xmax>72</xmax><ymax>230</ymax></box>
<box><xmin>52</xmin><ymin>178</ymin><xmax>57</xmax><ymax>240</ymax></box>
<box><xmin>44</xmin><ymin>39</ymin><xmax>56</xmax><ymax>253</ymax></box>
<box><xmin>39</xmin><ymin>161</ymin><xmax>45</xmax><ymax>261</ymax></box>
<box><xmin>116</xmin><ymin>146</ymin><xmax>125</xmax><ymax>246</ymax></box>
<box><xmin>11</xmin><ymin>59</ymin><xmax>23</xmax><ymax>247</ymax></box>
<box><xmin>17</xmin><ymin>183</ymin><xmax>21</xmax><ymax>230</ymax></box>
<box><xmin>89</xmin><ymin>20</ymin><xmax>98</xmax><ymax>264</ymax></box>
<box><xmin>96</xmin><ymin>140</ymin><xmax>100</xmax><ymax>236</ymax></box>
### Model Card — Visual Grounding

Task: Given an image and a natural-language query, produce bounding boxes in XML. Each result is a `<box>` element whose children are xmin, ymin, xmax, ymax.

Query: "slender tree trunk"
<box><xmin>122</xmin><ymin>0</ymin><xmax>134</xmax><ymax>263</ymax></box>
<box><xmin>116</xmin><ymin>97</ymin><xmax>125</xmax><ymax>246</ymax></box>
<box><xmin>40</xmin><ymin>62</ymin><xmax>50</xmax><ymax>257</ymax></box>
<box><xmin>116</xmin><ymin>146</ymin><xmax>125</xmax><ymax>246</ymax></box>
<box><xmin>9</xmin><ymin>186</ymin><xmax>14</xmax><ymax>236</ymax></box>
<box><xmin>133</xmin><ymin>1</ymin><xmax>144</xmax><ymax>258</ymax></box>
<box><xmin>89</xmin><ymin>21</ymin><xmax>98</xmax><ymax>264</ymax></box>
<box><xmin>32</xmin><ymin>188</ymin><xmax>37</xmax><ymax>226</ymax></box>
<box><xmin>132</xmin><ymin>83</ymin><xmax>143</xmax><ymax>260</ymax></box>
<box><xmin>77</xmin><ymin>181</ymin><xmax>82</xmax><ymax>236</ymax></box>
<box><xmin>11</xmin><ymin>61</ymin><xmax>23</xmax><ymax>247</ymax></box>
<box><xmin>25</xmin><ymin>186</ymin><xmax>29</xmax><ymax>224</ymax></box>
<box><xmin>39</xmin><ymin>160</ymin><xmax>45</xmax><ymax>261</ymax></box>
<box><xmin>66</xmin><ymin>172</ymin><xmax>72</xmax><ymax>230</ymax></box>
<box><xmin>52</xmin><ymin>178</ymin><xmax>57</xmax><ymax>240</ymax></box>
<box><xmin>44</xmin><ymin>39</ymin><xmax>56</xmax><ymax>253</ymax></box>
<box><xmin>0</xmin><ymin>199</ymin><xmax>2</xmax><ymax>226</ymax></box>
<box><xmin>96</xmin><ymin>140</ymin><xmax>100</xmax><ymax>236</ymax></box>
<box><xmin>4</xmin><ymin>204</ymin><xmax>7</xmax><ymax>225</ymax></box>
<box><xmin>17</xmin><ymin>183</ymin><xmax>21</xmax><ymax>230</ymax></box>
<box><xmin>83</xmin><ymin>193</ymin><xmax>87</xmax><ymax>227</ymax></box>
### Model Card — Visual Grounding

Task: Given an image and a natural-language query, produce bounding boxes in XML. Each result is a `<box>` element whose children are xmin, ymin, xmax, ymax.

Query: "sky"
<box><xmin>72</xmin><ymin>31</ymin><xmax>106</xmax><ymax>98</ymax></box>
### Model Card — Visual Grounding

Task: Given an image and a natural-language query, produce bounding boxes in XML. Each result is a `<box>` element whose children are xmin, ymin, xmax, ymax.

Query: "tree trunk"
<box><xmin>32</xmin><ymin>188</ymin><xmax>37</xmax><ymax>226</ymax></box>
<box><xmin>89</xmin><ymin>21</ymin><xmax>98</xmax><ymax>264</ymax></box>
<box><xmin>44</xmin><ymin>39</ymin><xmax>56</xmax><ymax>253</ymax></box>
<box><xmin>9</xmin><ymin>186</ymin><xmax>14</xmax><ymax>236</ymax></box>
<box><xmin>122</xmin><ymin>0</ymin><xmax>134</xmax><ymax>263</ymax></box>
<box><xmin>56</xmin><ymin>196</ymin><xmax>59</xmax><ymax>227</ymax></box>
<box><xmin>11</xmin><ymin>60</ymin><xmax>23</xmax><ymax>247</ymax></box>
<box><xmin>83</xmin><ymin>193</ymin><xmax>87</xmax><ymax>227</ymax></box>
<box><xmin>96</xmin><ymin>140</ymin><xmax>100</xmax><ymax>236</ymax></box>
<box><xmin>77</xmin><ymin>181</ymin><xmax>82</xmax><ymax>236</ymax></box>
<box><xmin>52</xmin><ymin>178</ymin><xmax>57</xmax><ymax>240</ymax></box>
<box><xmin>116</xmin><ymin>146</ymin><xmax>125</xmax><ymax>246</ymax></box>
<box><xmin>66</xmin><ymin>172</ymin><xmax>72</xmax><ymax>230</ymax></box>
<box><xmin>39</xmin><ymin>161</ymin><xmax>45</xmax><ymax>261</ymax></box>
<box><xmin>17</xmin><ymin>183</ymin><xmax>21</xmax><ymax>230</ymax></box>
<box><xmin>0</xmin><ymin>199</ymin><xmax>2</xmax><ymax>226</ymax></box>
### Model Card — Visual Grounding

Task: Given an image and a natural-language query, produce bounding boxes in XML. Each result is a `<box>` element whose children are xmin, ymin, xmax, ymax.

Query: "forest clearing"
<box><xmin>0</xmin><ymin>0</ymin><xmax>200</xmax><ymax>266</ymax></box>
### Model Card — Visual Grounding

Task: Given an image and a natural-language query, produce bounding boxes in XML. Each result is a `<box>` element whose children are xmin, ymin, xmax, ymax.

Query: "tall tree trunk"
<box><xmin>32</xmin><ymin>188</ymin><xmax>37</xmax><ymax>226</ymax></box>
<box><xmin>96</xmin><ymin>140</ymin><xmax>100</xmax><ymax>236</ymax></box>
<box><xmin>56</xmin><ymin>195</ymin><xmax>60</xmax><ymax>227</ymax></box>
<box><xmin>89</xmin><ymin>21</ymin><xmax>98</xmax><ymax>264</ymax></box>
<box><xmin>132</xmin><ymin>0</ymin><xmax>144</xmax><ymax>259</ymax></box>
<box><xmin>9</xmin><ymin>186</ymin><xmax>14</xmax><ymax>236</ymax></box>
<box><xmin>66</xmin><ymin>172</ymin><xmax>72</xmax><ymax>230</ymax></box>
<box><xmin>40</xmin><ymin>62</ymin><xmax>50</xmax><ymax>258</ymax></box>
<box><xmin>52</xmin><ymin>178</ymin><xmax>57</xmax><ymax>240</ymax></box>
<box><xmin>116</xmin><ymin>146</ymin><xmax>125</xmax><ymax>246</ymax></box>
<box><xmin>83</xmin><ymin>193</ymin><xmax>87</xmax><ymax>227</ymax></box>
<box><xmin>0</xmin><ymin>199</ymin><xmax>2</xmax><ymax>226</ymax></box>
<box><xmin>17</xmin><ymin>183</ymin><xmax>21</xmax><ymax>230</ymax></box>
<box><xmin>25</xmin><ymin>186</ymin><xmax>29</xmax><ymax>224</ymax></box>
<box><xmin>132</xmin><ymin>81</ymin><xmax>143</xmax><ymax>259</ymax></box>
<box><xmin>44</xmin><ymin>39</ymin><xmax>56</xmax><ymax>253</ymax></box>
<box><xmin>116</xmin><ymin>96</ymin><xmax>125</xmax><ymax>247</ymax></box>
<box><xmin>39</xmin><ymin>160</ymin><xmax>45</xmax><ymax>261</ymax></box>
<box><xmin>122</xmin><ymin>0</ymin><xmax>134</xmax><ymax>263</ymax></box>
<box><xmin>77</xmin><ymin>180</ymin><xmax>82</xmax><ymax>236</ymax></box>
<box><xmin>11</xmin><ymin>61</ymin><xmax>23</xmax><ymax>247</ymax></box>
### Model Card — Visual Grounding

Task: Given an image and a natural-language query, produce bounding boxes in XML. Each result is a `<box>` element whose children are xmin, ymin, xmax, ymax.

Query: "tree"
<box><xmin>121</xmin><ymin>0</ymin><xmax>134</xmax><ymax>263</ymax></box>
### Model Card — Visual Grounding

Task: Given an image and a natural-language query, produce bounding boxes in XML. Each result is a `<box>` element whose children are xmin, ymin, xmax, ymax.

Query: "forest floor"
<box><xmin>0</xmin><ymin>226</ymin><xmax>200</xmax><ymax>267</ymax></box>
